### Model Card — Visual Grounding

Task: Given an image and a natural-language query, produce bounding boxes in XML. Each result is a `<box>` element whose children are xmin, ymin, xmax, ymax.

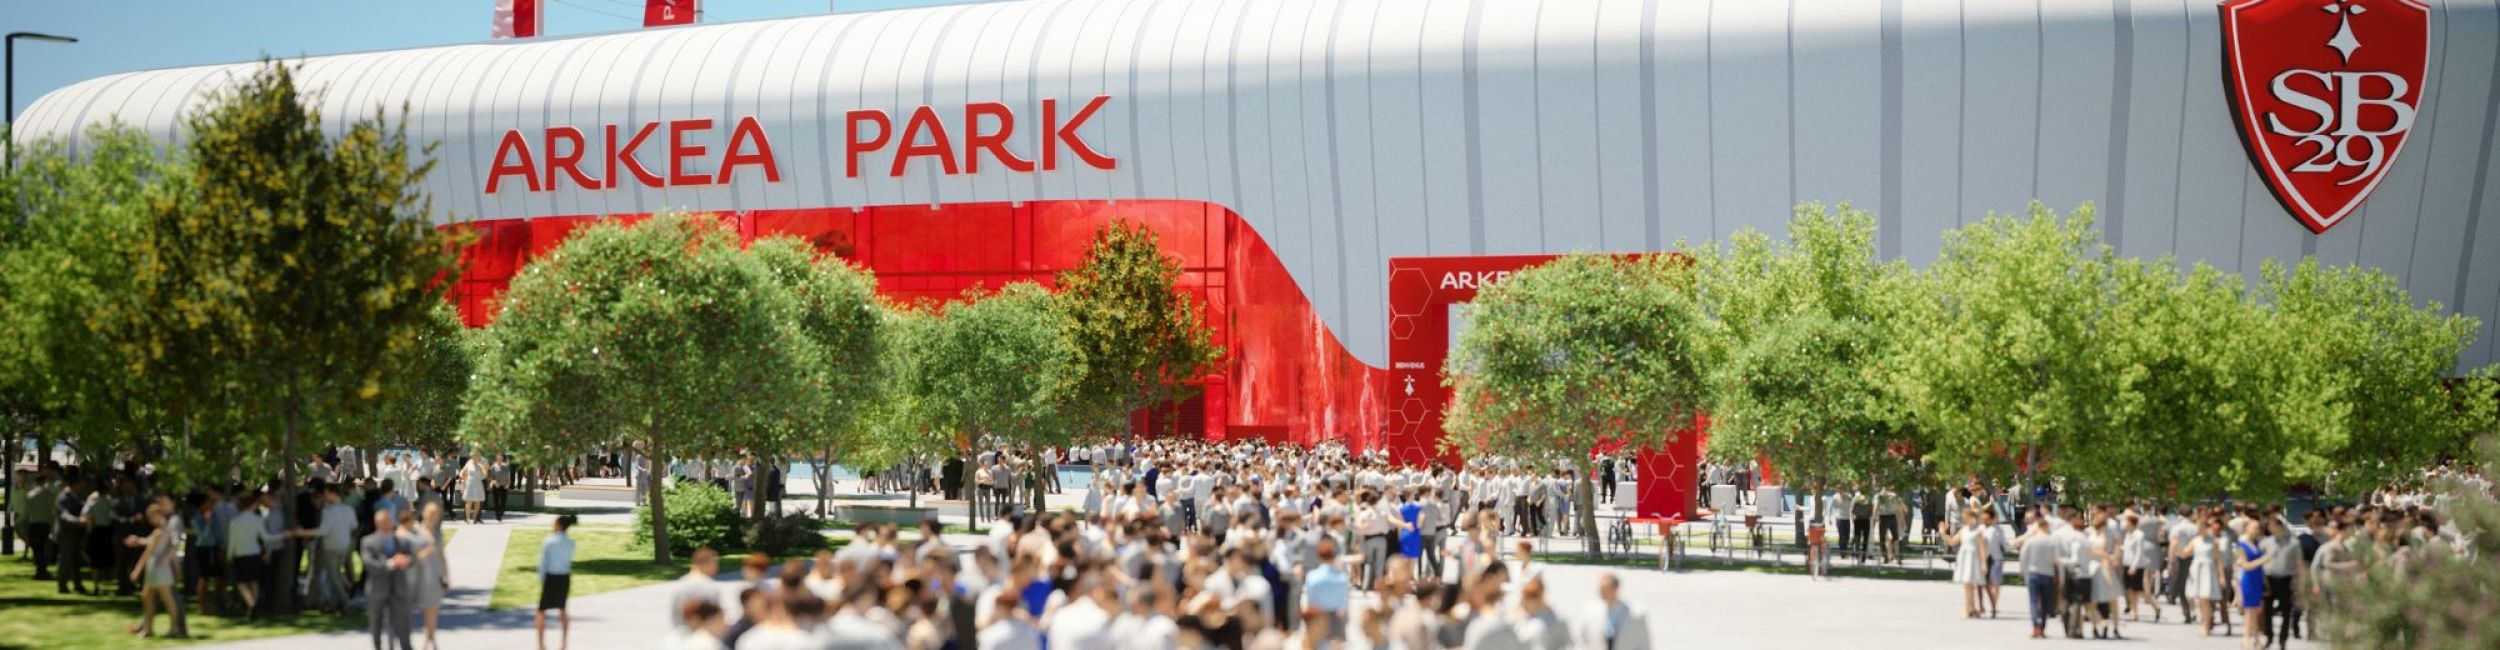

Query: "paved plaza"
<box><xmin>75</xmin><ymin>477</ymin><xmax>2320</xmax><ymax>650</ymax></box>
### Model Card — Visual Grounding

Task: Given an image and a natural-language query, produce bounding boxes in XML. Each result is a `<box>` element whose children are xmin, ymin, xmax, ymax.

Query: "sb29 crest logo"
<box><xmin>2221</xmin><ymin>0</ymin><xmax>2428</xmax><ymax>234</ymax></box>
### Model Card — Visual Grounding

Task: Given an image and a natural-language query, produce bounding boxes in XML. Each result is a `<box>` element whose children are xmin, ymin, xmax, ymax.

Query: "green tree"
<box><xmin>849</xmin><ymin>305</ymin><xmax>968</xmax><ymax>513</ymax></box>
<box><xmin>1690</xmin><ymin>204</ymin><xmax>1927</xmax><ymax>521</ymax></box>
<box><xmin>2256</xmin><ymin>259</ymin><xmax>2500</xmax><ymax>494</ymax></box>
<box><xmin>1894</xmin><ymin>203</ymin><xmax>2131</xmax><ymax>497</ymax></box>
<box><xmin>461</xmin><ymin>213</ymin><xmax>811</xmax><ymax>560</ymax></box>
<box><xmin>1056</xmin><ymin>222</ymin><xmax>1219</xmax><ymax>440</ymax></box>
<box><xmin>746</xmin><ymin>237</ymin><xmax>883</xmax><ymax>519</ymax></box>
<box><xmin>2072</xmin><ymin>259</ymin><xmax>2278</xmax><ymax>500</ymax></box>
<box><xmin>1442</xmin><ymin>253</ymin><xmax>1711</xmax><ymax>555</ymax></box>
<box><xmin>361</xmin><ymin>303</ymin><xmax>476</xmax><ymax>458</ymax></box>
<box><xmin>149</xmin><ymin>61</ymin><xmax>466</xmax><ymax>497</ymax></box>
<box><xmin>0</xmin><ymin>129</ymin><xmax>178</xmax><ymax>471</ymax></box>
<box><xmin>907</xmin><ymin>283</ymin><xmax>1078</xmax><ymax>514</ymax></box>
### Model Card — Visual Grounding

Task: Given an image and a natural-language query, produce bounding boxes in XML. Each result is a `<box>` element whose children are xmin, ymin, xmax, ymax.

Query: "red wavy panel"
<box><xmin>442</xmin><ymin>201</ymin><xmax>1387</xmax><ymax>449</ymax></box>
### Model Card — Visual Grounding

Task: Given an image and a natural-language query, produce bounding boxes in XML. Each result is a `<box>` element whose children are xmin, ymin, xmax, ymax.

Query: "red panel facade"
<box><xmin>442</xmin><ymin>200</ymin><xmax>1385</xmax><ymax>448</ymax></box>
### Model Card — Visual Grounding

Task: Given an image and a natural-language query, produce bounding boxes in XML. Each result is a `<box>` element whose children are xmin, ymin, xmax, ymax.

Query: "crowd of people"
<box><xmin>1930</xmin><ymin>478</ymin><xmax>2488</xmax><ymax>648</ymax></box>
<box><xmin>650</xmin><ymin>439</ymin><xmax>1654</xmax><ymax>650</ymax></box>
<box><xmin>4</xmin><ymin>445</ymin><xmax>540</xmax><ymax>645</ymax></box>
<box><xmin>12</xmin><ymin>436</ymin><xmax>2488</xmax><ymax>649</ymax></box>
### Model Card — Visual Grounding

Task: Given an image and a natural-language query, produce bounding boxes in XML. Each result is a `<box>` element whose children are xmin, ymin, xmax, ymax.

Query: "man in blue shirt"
<box><xmin>537</xmin><ymin>514</ymin><xmax>578</xmax><ymax>650</ymax></box>
<box><xmin>1301</xmin><ymin>537</ymin><xmax>1351</xmax><ymax>642</ymax></box>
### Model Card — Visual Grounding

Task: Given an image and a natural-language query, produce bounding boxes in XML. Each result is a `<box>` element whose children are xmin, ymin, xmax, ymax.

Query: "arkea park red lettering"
<box><xmin>486</xmin><ymin>115</ymin><xmax>779</xmax><ymax>194</ymax></box>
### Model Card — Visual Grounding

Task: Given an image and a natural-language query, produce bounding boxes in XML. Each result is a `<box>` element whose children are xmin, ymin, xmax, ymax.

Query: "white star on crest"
<box><xmin>2325</xmin><ymin>1</ymin><xmax>2368</xmax><ymax>64</ymax></box>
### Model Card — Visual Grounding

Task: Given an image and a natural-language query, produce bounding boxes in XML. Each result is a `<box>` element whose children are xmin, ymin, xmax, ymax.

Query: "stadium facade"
<box><xmin>17</xmin><ymin>0</ymin><xmax>2500</xmax><ymax>510</ymax></box>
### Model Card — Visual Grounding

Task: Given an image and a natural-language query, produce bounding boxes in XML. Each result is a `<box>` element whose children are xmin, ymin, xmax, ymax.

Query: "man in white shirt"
<box><xmin>2016</xmin><ymin>513</ymin><xmax>2061</xmax><ymax>639</ymax></box>
<box><xmin>1108</xmin><ymin>588</ymin><xmax>1176</xmax><ymax>650</ymax></box>
<box><xmin>1576</xmin><ymin>573</ymin><xmax>1651</xmax><ymax>650</ymax></box>
<box><xmin>1043</xmin><ymin>573</ymin><xmax>1119</xmax><ymax>650</ymax></box>
<box><xmin>1417</xmin><ymin>490</ymin><xmax>1448</xmax><ymax>582</ymax></box>
<box><xmin>1200</xmin><ymin>546</ymin><xmax>1274</xmax><ymax>627</ymax></box>
<box><xmin>308</xmin><ymin>454</ymin><xmax>336</xmax><ymax>485</ymax></box>
<box><xmin>1830</xmin><ymin>490</ymin><xmax>1858</xmax><ymax>560</ymax></box>
<box><xmin>2052</xmin><ymin>506</ymin><xmax>2093</xmax><ymax>639</ymax></box>
<box><xmin>975</xmin><ymin>591</ymin><xmax>1042</xmax><ymax>650</ymax></box>
<box><xmin>303</xmin><ymin>485</ymin><xmax>359</xmax><ymax>613</ymax></box>
<box><xmin>669</xmin><ymin>549</ymin><xmax>722</xmax><ymax>630</ymax></box>
<box><xmin>2165</xmin><ymin>510</ymin><xmax>2199</xmax><ymax>612</ymax></box>
<box><xmin>225</xmin><ymin>491</ymin><xmax>280</xmax><ymax>614</ymax></box>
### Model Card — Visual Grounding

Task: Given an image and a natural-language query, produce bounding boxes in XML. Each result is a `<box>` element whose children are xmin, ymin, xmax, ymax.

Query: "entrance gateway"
<box><xmin>1386</xmin><ymin>255</ymin><xmax>1701</xmax><ymax>520</ymax></box>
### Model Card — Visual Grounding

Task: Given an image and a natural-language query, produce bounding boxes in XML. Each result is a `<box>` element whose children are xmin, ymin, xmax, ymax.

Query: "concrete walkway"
<box><xmin>187</xmin><ymin>479</ymin><xmax>2328</xmax><ymax>649</ymax></box>
<box><xmin>198</xmin><ymin>519</ymin><xmax>519</xmax><ymax>650</ymax></box>
<box><xmin>196</xmin><ymin>546</ymin><xmax>2321</xmax><ymax>650</ymax></box>
<box><xmin>440</xmin><ymin>523</ymin><xmax>509</xmax><ymax>612</ymax></box>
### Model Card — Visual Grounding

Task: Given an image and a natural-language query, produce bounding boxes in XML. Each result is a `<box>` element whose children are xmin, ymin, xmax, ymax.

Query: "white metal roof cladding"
<box><xmin>16</xmin><ymin>0</ymin><xmax>2500</xmax><ymax>371</ymax></box>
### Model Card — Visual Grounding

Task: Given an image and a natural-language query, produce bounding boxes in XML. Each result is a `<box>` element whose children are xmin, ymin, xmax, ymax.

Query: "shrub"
<box><xmin>2319</xmin><ymin>437</ymin><xmax>2500</xmax><ymax>650</ymax></box>
<box><xmin>634</xmin><ymin>481</ymin><xmax>740</xmax><ymax>556</ymax></box>
<box><xmin>747</xmin><ymin>513</ymin><xmax>830</xmax><ymax>556</ymax></box>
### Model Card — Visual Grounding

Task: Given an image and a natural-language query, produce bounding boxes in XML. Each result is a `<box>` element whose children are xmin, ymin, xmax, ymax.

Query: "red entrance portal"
<box><xmin>1384</xmin><ymin>255</ymin><xmax>1702</xmax><ymax>519</ymax></box>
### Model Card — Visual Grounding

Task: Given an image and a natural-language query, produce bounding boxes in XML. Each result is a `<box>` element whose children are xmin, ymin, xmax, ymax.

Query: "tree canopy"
<box><xmin>1056</xmin><ymin>222</ymin><xmax>1219</xmax><ymax>439</ymax></box>
<box><xmin>1449</xmin><ymin>200</ymin><xmax>2493</xmax><ymax>510</ymax></box>
<box><xmin>904</xmin><ymin>283</ymin><xmax>1079</xmax><ymax>450</ymax></box>
<box><xmin>1</xmin><ymin>62</ymin><xmax>464</xmax><ymax>488</ymax></box>
<box><xmin>460</xmin><ymin>212</ymin><xmax>812</xmax><ymax>560</ymax></box>
<box><xmin>1690</xmin><ymin>204</ymin><xmax>1926</xmax><ymax>494</ymax></box>
<box><xmin>0</xmin><ymin>129</ymin><xmax>178</xmax><ymax>465</ymax></box>
<box><xmin>1441</xmin><ymin>253</ymin><xmax>1710</xmax><ymax>554</ymax></box>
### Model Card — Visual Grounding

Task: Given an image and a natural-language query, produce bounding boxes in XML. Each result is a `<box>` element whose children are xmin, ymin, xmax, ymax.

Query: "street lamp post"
<box><xmin>6</xmin><ymin>32</ymin><xmax>80</xmax><ymax>169</ymax></box>
<box><xmin>3</xmin><ymin>30</ymin><xmax>76</xmax><ymax>557</ymax></box>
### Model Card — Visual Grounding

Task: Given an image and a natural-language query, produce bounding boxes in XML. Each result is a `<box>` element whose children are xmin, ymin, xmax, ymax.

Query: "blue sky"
<box><xmin>4</xmin><ymin>0</ymin><xmax>962</xmax><ymax>119</ymax></box>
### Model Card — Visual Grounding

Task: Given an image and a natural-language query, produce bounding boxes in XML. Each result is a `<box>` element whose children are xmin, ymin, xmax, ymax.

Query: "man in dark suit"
<box><xmin>1597</xmin><ymin>456</ymin><xmax>1618</xmax><ymax>504</ymax></box>
<box><xmin>361</xmin><ymin>511</ymin><xmax>415</xmax><ymax>650</ymax></box>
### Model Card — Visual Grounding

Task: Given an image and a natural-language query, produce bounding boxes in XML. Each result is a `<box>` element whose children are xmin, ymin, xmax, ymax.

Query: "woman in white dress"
<box><xmin>414</xmin><ymin>503</ymin><xmax>450</xmax><ymax>650</ymax></box>
<box><xmin>2089</xmin><ymin>518</ymin><xmax>2124</xmax><ymax>639</ymax></box>
<box><xmin>2186</xmin><ymin>518</ymin><xmax>2224</xmax><ymax>637</ymax></box>
<box><xmin>125</xmin><ymin>498</ymin><xmax>179</xmax><ymax>638</ymax></box>
<box><xmin>381</xmin><ymin>455</ymin><xmax>406</xmax><ymax>495</ymax></box>
<box><xmin>1948</xmin><ymin>509</ymin><xmax>1989</xmax><ymax>618</ymax></box>
<box><xmin>461</xmin><ymin>455</ymin><xmax>488</xmax><ymax>524</ymax></box>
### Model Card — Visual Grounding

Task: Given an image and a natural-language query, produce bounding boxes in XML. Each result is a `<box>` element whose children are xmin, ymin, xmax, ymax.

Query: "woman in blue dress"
<box><xmin>1397</xmin><ymin>489</ymin><xmax>1426</xmax><ymax>565</ymax></box>
<box><xmin>2232</xmin><ymin>520</ymin><xmax>2270</xmax><ymax>650</ymax></box>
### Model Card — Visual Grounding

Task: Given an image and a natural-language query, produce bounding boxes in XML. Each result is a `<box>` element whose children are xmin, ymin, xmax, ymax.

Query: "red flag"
<box><xmin>645</xmin><ymin>0</ymin><xmax>698</xmax><ymax>27</ymax></box>
<box><xmin>493</xmin><ymin>0</ymin><xmax>543</xmax><ymax>39</ymax></box>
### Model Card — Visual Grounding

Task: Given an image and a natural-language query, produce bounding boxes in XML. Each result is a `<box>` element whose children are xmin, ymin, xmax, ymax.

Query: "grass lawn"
<box><xmin>0</xmin><ymin>551</ymin><xmax>361</xmax><ymax>649</ymax></box>
<box><xmin>487</xmin><ymin>529</ymin><xmax>681</xmax><ymax>611</ymax></box>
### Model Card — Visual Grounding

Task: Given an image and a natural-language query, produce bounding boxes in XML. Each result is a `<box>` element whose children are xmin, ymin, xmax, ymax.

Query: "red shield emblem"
<box><xmin>2221</xmin><ymin>0</ymin><xmax>2429</xmax><ymax>233</ymax></box>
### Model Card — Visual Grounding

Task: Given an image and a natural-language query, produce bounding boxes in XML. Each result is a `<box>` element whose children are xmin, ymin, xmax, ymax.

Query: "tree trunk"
<box><xmin>1028</xmin><ymin>459</ymin><xmax>1048</xmax><ymax>514</ymax></box>
<box><xmin>646</xmin><ymin>444</ymin><xmax>672</xmax><ymax>562</ymax></box>
<box><xmin>4</xmin><ymin>432</ymin><xmax>16</xmax><ymax>555</ymax></box>
<box><xmin>813</xmin><ymin>452</ymin><xmax>830</xmax><ymax>517</ymax></box>
<box><xmin>273</xmin><ymin>393</ymin><xmax>303</xmax><ymax>615</ymax></box>
<box><xmin>909</xmin><ymin>456</ymin><xmax>921</xmax><ymax>509</ymax></box>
